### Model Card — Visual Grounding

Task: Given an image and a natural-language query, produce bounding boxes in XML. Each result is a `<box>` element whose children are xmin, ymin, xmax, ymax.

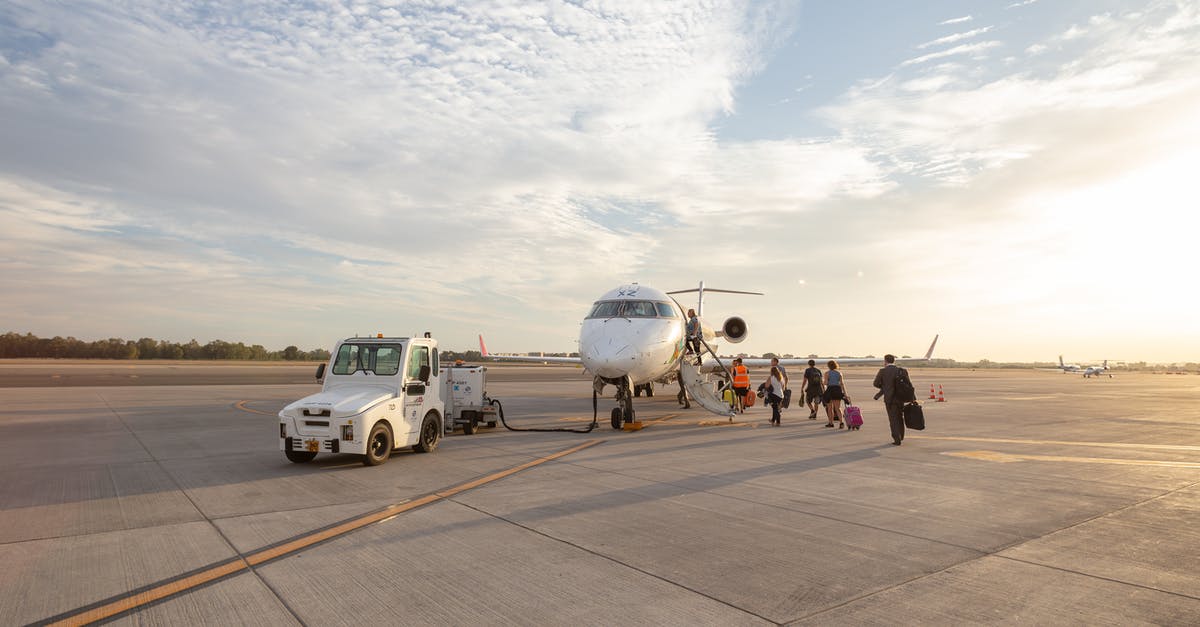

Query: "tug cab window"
<box><xmin>332</xmin><ymin>344</ymin><xmax>403</xmax><ymax>376</ymax></box>
<box><xmin>406</xmin><ymin>345</ymin><xmax>430</xmax><ymax>381</ymax></box>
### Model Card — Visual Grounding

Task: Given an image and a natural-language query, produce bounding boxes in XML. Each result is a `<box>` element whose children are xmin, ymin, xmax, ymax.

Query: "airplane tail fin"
<box><xmin>923</xmin><ymin>334</ymin><xmax>939</xmax><ymax>360</ymax></box>
<box><xmin>478</xmin><ymin>334</ymin><xmax>489</xmax><ymax>357</ymax></box>
<box><xmin>666</xmin><ymin>281</ymin><xmax>762</xmax><ymax>316</ymax></box>
<box><xmin>1059</xmin><ymin>355</ymin><xmax>1064</xmax><ymax>367</ymax></box>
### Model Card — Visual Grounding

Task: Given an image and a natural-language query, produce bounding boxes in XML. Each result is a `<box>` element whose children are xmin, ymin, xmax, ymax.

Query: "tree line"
<box><xmin>0</xmin><ymin>332</ymin><xmax>330</xmax><ymax>362</ymax></box>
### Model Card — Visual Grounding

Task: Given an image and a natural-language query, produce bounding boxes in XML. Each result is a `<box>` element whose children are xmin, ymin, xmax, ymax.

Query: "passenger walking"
<box><xmin>685</xmin><ymin>309</ymin><xmax>702</xmax><ymax>365</ymax></box>
<box><xmin>763</xmin><ymin>366</ymin><xmax>786</xmax><ymax>425</ymax></box>
<box><xmin>803</xmin><ymin>359</ymin><xmax>823</xmax><ymax>420</ymax></box>
<box><xmin>873</xmin><ymin>354</ymin><xmax>913</xmax><ymax>446</ymax></box>
<box><xmin>823</xmin><ymin>360</ymin><xmax>848</xmax><ymax>428</ymax></box>
<box><xmin>731</xmin><ymin>357</ymin><xmax>751</xmax><ymax>414</ymax></box>
<box><xmin>770</xmin><ymin>357</ymin><xmax>789</xmax><ymax>390</ymax></box>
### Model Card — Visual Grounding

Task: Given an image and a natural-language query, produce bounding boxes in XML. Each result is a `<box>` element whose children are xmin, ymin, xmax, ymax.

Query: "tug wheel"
<box><xmin>413</xmin><ymin>412</ymin><xmax>441</xmax><ymax>453</ymax></box>
<box><xmin>363</xmin><ymin>423</ymin><xmax>392</xmax><ymax>466</ymax></box>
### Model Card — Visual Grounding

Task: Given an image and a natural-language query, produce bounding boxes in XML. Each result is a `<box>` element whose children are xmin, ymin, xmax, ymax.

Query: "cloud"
<box><xmin>1</xmin><ymin>0</ymin><xmax>849</xmax><ymax>348</ymax></box>
<box><xmin>917</xmin><ymin>26</ymin><xmax>994</xmax><ymax>50</ymax></box>
<box><xmin>900</xmin><ymin>40</ymin><xmax>1002</xmax><ymax>67</ymax></box>
<box><xmin>939</xmin><ymin>16</ymin><xmax>973</xmax><ymax>26</ymax></box>
<box><xmin>824</xmin><ymin>1</ymin><xmax>1200</xmax><ymax>188</ymax></box>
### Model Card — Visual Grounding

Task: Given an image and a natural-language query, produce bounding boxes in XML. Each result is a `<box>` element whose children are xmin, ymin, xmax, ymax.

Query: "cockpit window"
<box><xmin>587</xmin><ymin>301</ymin><xmax>623</xmax><ymax>318</ymax></box>
<box><xmin>332</xmin><ymin>344</ymin><xmax>403</xmax><ymax>376</ymax></box>
<box><xmin>625</xmin><ymin>301</ymin><xmax>656</xmax><ymax>317</ymax></box>
<box><xmin>586</xmin><ymin>300</ymin><xmax>679</xmax><ymax>319</ymax></box>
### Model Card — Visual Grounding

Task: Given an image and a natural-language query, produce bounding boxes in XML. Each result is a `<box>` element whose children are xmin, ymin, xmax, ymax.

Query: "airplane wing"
<box><xmin>477</xmin><ymin>335</ymin><xmax>583</xmax><ymax>365</ymax></box>
<box><xmin>707</xmin><ymin>335</ymin><xmax>940</xmax><ymax>369</ymax></box>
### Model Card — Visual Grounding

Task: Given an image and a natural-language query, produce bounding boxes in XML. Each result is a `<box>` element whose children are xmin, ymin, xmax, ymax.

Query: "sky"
<box><xmin>1</xmin><ymin>0</ymin><xmax>1198</xmax><ymax>363</ymax></box>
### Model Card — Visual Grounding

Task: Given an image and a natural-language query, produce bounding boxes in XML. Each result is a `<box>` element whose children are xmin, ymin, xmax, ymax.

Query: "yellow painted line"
<box><xmin>945</xmin><ymin>450</ymin><xmax>1200</xmax><ymax>469</ymax></box>
<box><xmin>234</xmin><ymin>400</ymin><xmax>274</xmax><ymax>416</ymax></box>
<box><xmin>914</xmin><ymin>435</ymin><xmax>1200</xmax><ymax>452</ymax></box>
<box><xmin>696</xmin><ymin>420</ymin><xmax>754</xmax><ymax>428</ymax></box>
<box><xmin>641</xmin><ymin>413</ymin><xmax>681</xmax><ymax>426</ymax></box>
<box><xmin>46</xmin><ymin>439</ymin><xmax>603</xmax><ymax>627</ymax></box>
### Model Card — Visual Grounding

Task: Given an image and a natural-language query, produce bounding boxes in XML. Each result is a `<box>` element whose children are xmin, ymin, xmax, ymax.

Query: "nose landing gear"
<box><xmin>605</xmin><ymin>377</ymin><xmax>637</xmax><ymax>429</ymax></box>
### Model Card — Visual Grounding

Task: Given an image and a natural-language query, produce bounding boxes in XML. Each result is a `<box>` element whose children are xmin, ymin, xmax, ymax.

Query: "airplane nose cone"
<box><xmin>584</xmin><ymin>341</ymin><xmax>635</xmax><ymax>379</ymax></box>
<box><xmin>580</xmin><ymin>322</ymin><xmax>638</xmax><ymax>379</ymax></box>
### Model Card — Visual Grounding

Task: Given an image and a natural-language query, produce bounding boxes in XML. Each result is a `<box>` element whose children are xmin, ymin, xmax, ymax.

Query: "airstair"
<box><xmin>679</xmin><ymin>353</ymin><xmax>736</xmax><ymax>419</ymax></box>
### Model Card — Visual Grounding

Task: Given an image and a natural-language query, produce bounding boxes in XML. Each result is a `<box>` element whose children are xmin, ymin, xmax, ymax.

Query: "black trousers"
<box><xmin>886</xmin><ymin>400</ymin><xmax>906</xmax><ymax>442</ymax></box>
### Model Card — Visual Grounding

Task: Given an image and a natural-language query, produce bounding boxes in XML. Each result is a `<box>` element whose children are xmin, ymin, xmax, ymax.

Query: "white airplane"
<box><xmin>1055</xmin><ymin>356</ymin><xmax>1082</xmax><ymax>373</ymax></box>
<box><xmin>1082</xmin><ymin>360</ymin><xmax>1111</xmax><ymax>378</ymax></box>
<box><xmin>1045</xmin><ymin>356</ymin><xmax>1112</xmax><ymax>377</ymax></box>
<box><xmin>482</xmin><ymin>281</ymin><xmax>939</xmax><ymax>429</ymax></box>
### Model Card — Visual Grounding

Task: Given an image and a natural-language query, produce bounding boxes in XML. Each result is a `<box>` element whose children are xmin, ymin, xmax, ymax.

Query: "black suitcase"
<box><xmin>903</xmin><ymin>402</ymin><xmax>926</xmax><ymax>430</ymax></box>
<box><xmin>782</xmin><ymin>388</ymin><xmax>792</xmax><ymax>409</ymax></box>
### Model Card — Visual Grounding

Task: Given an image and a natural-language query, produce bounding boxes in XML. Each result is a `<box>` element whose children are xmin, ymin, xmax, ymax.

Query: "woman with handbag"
<box><xmin>762</xmin><ymin>366</ymin><xmax>786</xmax><ymax>426</ymax></box>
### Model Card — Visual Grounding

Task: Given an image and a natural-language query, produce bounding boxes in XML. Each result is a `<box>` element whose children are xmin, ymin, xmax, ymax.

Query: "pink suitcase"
<box><xmin>844</xmin><ymin>405</ymin><xmax>863</xmax><ymax>428</ymax></box>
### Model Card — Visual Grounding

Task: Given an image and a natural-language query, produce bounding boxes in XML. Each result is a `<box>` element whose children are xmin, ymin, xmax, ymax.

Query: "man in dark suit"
<box><xmin>873</xmin><ymin>354</ymin><xmax>907</xmax><ymax>446</ymax></box>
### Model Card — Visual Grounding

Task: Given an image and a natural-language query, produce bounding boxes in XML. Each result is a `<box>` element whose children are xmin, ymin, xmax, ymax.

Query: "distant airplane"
<box><xmin>1044</xmin><ymin>356</ymin><xmax>1112</xmax><ymax>378</ymax></box>
<box><xmin>1082</xmin><ymin>360</ymin><xmax>1112</xmax><ymax>378</ymax></box>
<box><xmin>1055</xmin><ymin>356</ymin><xmax>1082</xmax><ymax>373</ymax></box>
<box><xmin>481</xmin><ymin>281</ymin><xmax>938</xmax><ymax>429</ymax></box>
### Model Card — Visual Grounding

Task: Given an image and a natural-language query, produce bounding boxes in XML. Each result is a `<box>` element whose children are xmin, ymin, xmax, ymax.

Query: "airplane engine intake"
<box><xmin>720</xmin><ymin>316</ymin><xmax>748</xmax><ymax>343</ymax></box>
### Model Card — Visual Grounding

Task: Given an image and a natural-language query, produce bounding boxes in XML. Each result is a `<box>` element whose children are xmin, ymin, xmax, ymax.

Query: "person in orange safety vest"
<box><xmin>731</xmin><ymin>357</ymin><xmax>751</xmax><ymax>414</ymax></box>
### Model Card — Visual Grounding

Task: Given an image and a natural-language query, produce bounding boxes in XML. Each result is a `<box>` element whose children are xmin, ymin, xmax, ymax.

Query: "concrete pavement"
<box><xmin>1</xmin><ymin>366</ymin><xmax>1197</xmax><ymax>625</ymax></box>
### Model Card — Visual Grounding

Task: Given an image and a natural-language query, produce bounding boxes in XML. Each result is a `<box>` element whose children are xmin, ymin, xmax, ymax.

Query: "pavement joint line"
<box><xmin>912</xmin><ymin>435</ymin><xmax>1200</xmax><ymax>452</ymax></box>
<box><xmin>946</xmin><ymin>450</ymin><xmax>1200</xmax><ymax>468</ymax></box>
<box><xmin>38</xmin><ymin>439</ymin><xmax>604</xmax><ymax>627</ymax></box>
<box><xmin>452</xmin><ymin>499</ymin><xmax>778</xmax><ymax>625</ymax></box>
<box><xmin>800</xmin><ymin>476</ymin><xmax>1200</xmax><ymax>621</ymax></box>
<box><xmin>90</xmin><ymin>392</ymin><xmax>308</xmax><ymax>626</ymax></box>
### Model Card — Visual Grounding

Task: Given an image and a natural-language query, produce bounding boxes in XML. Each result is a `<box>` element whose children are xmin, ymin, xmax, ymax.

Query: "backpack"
<box><xmin>894</xmin><ymin>367</ymin><xmax>916</xmax><ymax>403</ymax></box>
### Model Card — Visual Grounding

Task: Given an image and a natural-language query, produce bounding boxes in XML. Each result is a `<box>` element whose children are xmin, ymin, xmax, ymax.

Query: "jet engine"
<box><xmin>718</xmin><ymin>316</ymin><xmax>748</xmax><ymax>343</ymax></box>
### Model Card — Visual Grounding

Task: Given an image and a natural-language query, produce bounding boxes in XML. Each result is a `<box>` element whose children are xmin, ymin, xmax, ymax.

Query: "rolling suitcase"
<box><xmin>902</xmin><ymin>402</ymin><xmax>925</xmax><ymax>430</ymax></box>
<box><xmin>844</xmin><ymin>405</ymin><xmax>863</xmax><ymax>428</ymax></box>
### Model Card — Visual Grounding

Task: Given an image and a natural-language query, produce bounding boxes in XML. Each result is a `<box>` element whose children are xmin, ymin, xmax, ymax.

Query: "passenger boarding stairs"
<box><xmin>678</xmin><ymin>339</ymin><xmax>736</xmax><ymax>419</ymax></box>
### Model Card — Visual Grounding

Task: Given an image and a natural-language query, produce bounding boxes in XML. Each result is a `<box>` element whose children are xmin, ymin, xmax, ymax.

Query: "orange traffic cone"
<box><xmin>936</xmin><ymin>385</ymin><xmax>946</xmax><ymax>402</ymax></box>
<box><xmin>929</xmin><ymin>384</ymin><xmax>936</xmax><ymax>399</ymax></box>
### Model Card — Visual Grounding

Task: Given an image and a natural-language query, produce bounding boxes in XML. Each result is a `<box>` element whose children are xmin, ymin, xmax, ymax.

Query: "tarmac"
<box><xmin>0</xmin><ymin>362</ymin><xmax>1198</xmax><ymax>625</ymax></box>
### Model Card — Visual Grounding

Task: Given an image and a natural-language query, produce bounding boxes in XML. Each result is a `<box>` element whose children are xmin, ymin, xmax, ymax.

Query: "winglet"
<box><xmin>478</xmin><ymin>334</ymin><xmax>489</xmax><ymax>357</ymax></box>
<box><xmin>923</xmin><ymin>334</ymin><xmax>939</xmax><ymax>360</ymax></box>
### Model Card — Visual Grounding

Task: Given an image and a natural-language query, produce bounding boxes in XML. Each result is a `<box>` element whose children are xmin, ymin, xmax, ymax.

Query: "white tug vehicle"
<box><xmin>279</xmin><ymin>334</ymin><xmax>496</xmax><ymax>466</ymax></box>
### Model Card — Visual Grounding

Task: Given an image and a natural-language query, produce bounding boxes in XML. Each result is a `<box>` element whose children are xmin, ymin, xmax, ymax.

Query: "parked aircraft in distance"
<box><xmin>1045</xmin><ymin>356</ymin><xmax>1112</xmax><ymax>378</ymax></box>
<box><xmin>1055</xmin><ymin>356</ymin><xmax>1083</xmax><ymax>373</ymax></box>
<box><xmin>482</xmin><ymin>282</ymin><xmax>938</xmax><ymax>429</ymax></box>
